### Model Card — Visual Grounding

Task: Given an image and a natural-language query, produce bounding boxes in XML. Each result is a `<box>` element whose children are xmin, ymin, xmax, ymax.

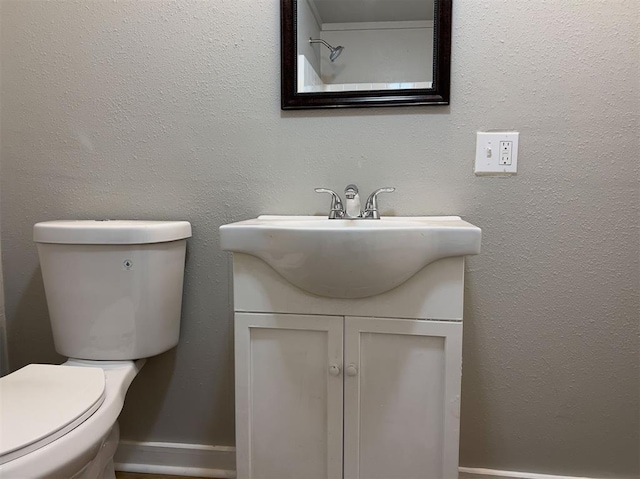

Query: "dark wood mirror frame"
<box><xmin>281</xmin><ymin>0</ymin><xmax>452</xmax><ymax>110</ymax></box>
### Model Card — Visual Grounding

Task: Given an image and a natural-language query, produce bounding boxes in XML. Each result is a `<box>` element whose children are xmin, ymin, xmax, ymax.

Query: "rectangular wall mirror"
<box><xmin>281</xmin><ymin>0</ymin><xmax>452</xmax><ymax>110</ymax></box>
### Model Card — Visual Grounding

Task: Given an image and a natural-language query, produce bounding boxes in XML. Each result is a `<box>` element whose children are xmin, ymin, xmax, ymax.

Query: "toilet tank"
<box><xmin>33</xmin><ymin>220</ymin><xmax>192</xmax><ymax>360</ymax></box>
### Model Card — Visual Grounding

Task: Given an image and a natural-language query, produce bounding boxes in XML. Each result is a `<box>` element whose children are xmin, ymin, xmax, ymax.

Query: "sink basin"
<box><xmin>220</xmin><ymin>215</ymin><xmax>481</xmax><ymax>299</ymax></box>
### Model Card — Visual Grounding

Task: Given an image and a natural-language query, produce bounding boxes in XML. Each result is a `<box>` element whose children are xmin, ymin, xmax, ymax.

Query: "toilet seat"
<box><xmin>0</xmin><ymin>364</ymin><xmax>106</xmax><ymax>465</ymax></box>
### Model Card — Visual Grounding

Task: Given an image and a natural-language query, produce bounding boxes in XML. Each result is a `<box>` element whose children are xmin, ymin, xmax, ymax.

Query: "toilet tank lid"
<box><xmin>34</xmin><ymin>220</ymin><xmax>192</xmax><ymax>244</ymax></box>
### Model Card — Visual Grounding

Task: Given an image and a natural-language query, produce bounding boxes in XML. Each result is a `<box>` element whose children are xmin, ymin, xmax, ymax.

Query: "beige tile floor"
<box><xmin>115</xmin><ymin>473</ymin><xmax>213</xmax><ymax>479</ymax></box>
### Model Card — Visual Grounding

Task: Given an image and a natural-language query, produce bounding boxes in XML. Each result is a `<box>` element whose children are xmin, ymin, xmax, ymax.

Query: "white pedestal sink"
<box><xmin>219</xmin><ymin>215</ymin><xmax>481</xmax><ymax>298</ymax></box>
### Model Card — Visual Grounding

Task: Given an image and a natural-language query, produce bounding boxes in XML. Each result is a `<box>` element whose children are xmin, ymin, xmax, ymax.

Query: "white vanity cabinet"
<box><xmin>232</xmin><ymin>253</ymin><xmax>469</xmax><ymax>479</ymax></box>
<box><xmin>343</xmin><ymin>317</ymin><xmax>462</xmax><ymax>479</ymax></box>
<box><xmin>234</xmin><ymin>312</ymin><xmax>344</xmax><ymax>479</ymax></box>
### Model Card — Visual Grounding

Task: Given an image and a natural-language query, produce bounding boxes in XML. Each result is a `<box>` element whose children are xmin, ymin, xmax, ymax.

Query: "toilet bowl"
<box><xmin>1</xmin><ymin>360</ymin><xmax>143</xmax><ymax>478</ymax></box>
<box><xmin>0</xmin><ymin>220</ymin><xmax>191</xmax><ymax>479</ymax></box>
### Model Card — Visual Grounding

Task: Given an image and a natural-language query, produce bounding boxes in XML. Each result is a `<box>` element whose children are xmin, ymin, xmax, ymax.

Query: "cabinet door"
<box><xmin>344</xmin><ymin>317</ymin><xmax>462</xmax><ymax>479</ymax></box>
<box><xmin>235</xmin><ymin>313</ymin><xmax>344</xmax><ymax>479</ymax></box>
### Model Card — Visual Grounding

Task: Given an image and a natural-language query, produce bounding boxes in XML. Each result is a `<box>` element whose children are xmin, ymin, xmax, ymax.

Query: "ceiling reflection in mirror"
<box><xmin>296</xmin><ymin>0</ymin><xmax>436</xmax><ymax>93</ymax></box>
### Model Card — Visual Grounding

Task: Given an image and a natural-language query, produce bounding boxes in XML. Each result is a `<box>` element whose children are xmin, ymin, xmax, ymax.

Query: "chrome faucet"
<box><xmin>315</xmin><ymin>185</ymin><xmax>395</xmax><ymax>219</ymax></box>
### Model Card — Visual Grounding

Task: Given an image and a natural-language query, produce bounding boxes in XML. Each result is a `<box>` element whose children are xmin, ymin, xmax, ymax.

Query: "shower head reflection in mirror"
<box><xmin>309</xmin><ymin>38</ymin><xmax>345</xmax><ymax>62</ymax></box>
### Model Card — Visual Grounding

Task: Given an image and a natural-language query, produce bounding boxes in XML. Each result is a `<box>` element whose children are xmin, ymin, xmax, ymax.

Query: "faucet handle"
<box><xmin>364</xmin><ymin>187</ymin><xmax>395</xmax><ymax>219</ymax></box>
<box><xmin>315</xmin><ymin>188</ymin><xmax>345</xmax><ymax>219</ymax></box>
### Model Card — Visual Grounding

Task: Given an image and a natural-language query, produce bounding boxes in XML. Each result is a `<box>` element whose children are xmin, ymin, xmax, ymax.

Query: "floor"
<box><xmin>115</xmin><ymin>474</ymin><xmax>213</xmax><ymax>479</ymax></box>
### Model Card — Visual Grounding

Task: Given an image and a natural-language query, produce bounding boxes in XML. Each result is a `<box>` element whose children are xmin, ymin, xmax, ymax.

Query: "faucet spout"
<box><xmin>344</xmin><ymin>184</ymin><xmax>361</xmax><ymax>218</ymax></box>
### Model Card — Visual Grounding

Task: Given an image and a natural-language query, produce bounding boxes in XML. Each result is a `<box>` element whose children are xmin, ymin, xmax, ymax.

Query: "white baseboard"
<box><xmin>114</xmin><ymin>441</ymin><xmax>610</xmax><ymax>479</ymax></box>
<box><xmin>114</xmin><ymin>440</ymin><xmax>236</xmax><ymax>478</ymax></box>
<box><xmin>460</xmin><ymin>467</ymin><xmax>607</xmax><ymax>479</ymax></box>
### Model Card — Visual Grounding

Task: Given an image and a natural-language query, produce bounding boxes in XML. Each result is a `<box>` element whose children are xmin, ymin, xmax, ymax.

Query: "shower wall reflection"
<box><xmin>296</xmin><ymin>0</ymin><xmax>435</xmax><ymax>93</ymax></box>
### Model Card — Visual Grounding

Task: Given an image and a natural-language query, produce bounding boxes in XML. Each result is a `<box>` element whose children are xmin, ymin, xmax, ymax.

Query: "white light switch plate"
<box><xmin>474</xmin><ymin>131</ymin><xmax>519</xmax><ymax>175</ymax></box>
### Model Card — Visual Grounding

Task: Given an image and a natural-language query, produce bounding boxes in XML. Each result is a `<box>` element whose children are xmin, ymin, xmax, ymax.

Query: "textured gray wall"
<box><xmin>0</xmin><ymin>30</ymin><xmax>5</xmax><ymax>373</ymax></box>
<box><xmin>1</xmin><ymin>0</ymin><xmax>638</xmax><ymax>477</ymax></box>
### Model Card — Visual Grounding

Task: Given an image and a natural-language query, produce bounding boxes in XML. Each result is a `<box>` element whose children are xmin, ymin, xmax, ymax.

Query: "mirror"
<box><xmin>281</xmin><ymin>0</ymin><xmax>452</xmax><ymax>110</ymax></box>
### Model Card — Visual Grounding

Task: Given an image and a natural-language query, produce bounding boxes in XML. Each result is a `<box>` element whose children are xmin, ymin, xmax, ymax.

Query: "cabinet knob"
<box><xmin>329</xmin><ymin>364</ymin><xmax>341</xmax><ymax>376</ymax></box>
<box><xmin>346</xmin><ymin>364</ymin><xmax>358</xmax><ymax>377</ymax></box>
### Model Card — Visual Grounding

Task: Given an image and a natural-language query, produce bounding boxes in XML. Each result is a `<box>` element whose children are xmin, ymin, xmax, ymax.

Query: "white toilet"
<box><xmin>0</xmin><ymin>220</ymin><xmax>192</xmax><ymax>479</ymax></box>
